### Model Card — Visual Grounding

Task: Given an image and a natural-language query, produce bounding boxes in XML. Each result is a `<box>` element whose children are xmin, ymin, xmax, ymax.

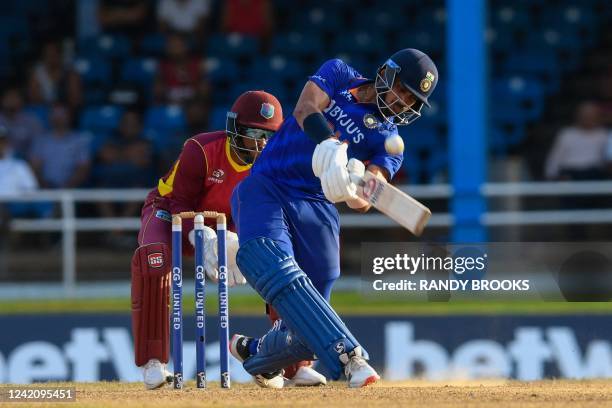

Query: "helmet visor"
<box><xmin>226</xmin><ymin>112</ymin><xmax>274</xmax><ymax>164</ymax></box>
<box><xmin>375</xmin><ymin>66</ymin><xmax>422</xmax><ymax>126</ymax></box>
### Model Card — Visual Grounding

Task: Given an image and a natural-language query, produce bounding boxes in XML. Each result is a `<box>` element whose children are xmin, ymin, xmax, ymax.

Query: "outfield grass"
<box><xmin>0</xmin><ymin>292</ymin><xmax>611</xmax><ymax>315</ymax></box>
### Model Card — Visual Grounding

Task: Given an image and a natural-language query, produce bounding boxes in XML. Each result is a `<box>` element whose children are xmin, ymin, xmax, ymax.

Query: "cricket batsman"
<box><xmin>131</xmin><ymin>90</ymin><xmax>285</xmax><ymax>389</ymax></box>
<box><xmin>229</xmin><ymin>49</ymin><xmax>439</xmax><ymax>388</ymax></box>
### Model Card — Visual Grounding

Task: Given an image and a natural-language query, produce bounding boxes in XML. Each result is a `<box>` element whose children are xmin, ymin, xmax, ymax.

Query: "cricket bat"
<box><xmin>350</xmin><ymin>170</ymin><xmax>431</xmax><ymax>236</ymax></box>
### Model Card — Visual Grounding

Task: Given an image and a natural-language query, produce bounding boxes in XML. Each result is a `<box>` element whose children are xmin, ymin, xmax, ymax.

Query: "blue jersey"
<box><xmin>252</xmin><ymin>59</ymin><xmax>403</xmax><ymax>199</ymax></box>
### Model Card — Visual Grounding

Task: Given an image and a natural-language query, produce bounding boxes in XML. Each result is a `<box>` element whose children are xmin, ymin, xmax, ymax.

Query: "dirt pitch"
<box><xmin>3</xmin><ymin>380</ymin><xmax>612</xmax><ymax>408</ymax></box>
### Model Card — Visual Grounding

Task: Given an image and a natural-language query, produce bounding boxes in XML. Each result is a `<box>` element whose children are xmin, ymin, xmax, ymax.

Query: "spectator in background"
<box><xmin>156</xmin><ymin>96</ymin><xmax>210</xmax><ymax>171</ymax></box>
<box><xmin>221</xmin><ymin>0</ymin><xmax>274</xmax><ymax>51</ymax></box>
<box><xmin>95</xmin><ymin>110</ymin><xmax>154</xmax><ymax>247</ymax></box>
<box><xmin>154</xmin><ymin>33</ymin><xmax>208</xmax><ymax>104</ymax></box>
<box><xmin>27</xmin><ymin>40</ymin><xmax>83</xmax><ymax>111</ymax></box>
<box><xmin>0</xmin><ymin>125</ymin><xmax>44</xmax><ymax>219</ymax></box>
<box><xmin>98</xmin><ymin>0</ymin><xmax>151</xmax><ymax>37</ymax></box>
<box><xmin>0</xmin><ymin>125</ymin><xmax>38</xmax><ymax>197</ymax></box>
<box><xmin>184</xmin><ymin>96</ymin><xmax>209</xmax><ymax>135</ymax></box>
<box><xmin>0</xmin><ymin>88</ymin><xmax>44</xmax><ymax>159</ymax></box>
<box><xmin>95</xmin><ymin>110</ymin><xmax>154</xmax><ymax>190</ymax></box>
<box><xmin>597</xmin><ymin>74</ymin><xmax>612</xmax><ymax>127</ymax></box>
<box><xmin>157</xmin><ymin>0</ymin><xmax>211</xmax><ymax>39</ymax></box>
<box><xmin>545</xmin><ymin>102</ymin><xmax>609</xmax><ymax>180</ymax></box>
<box><xmin>30</xmin><ymin>103</ymin><xmax>91</xmax><ymax>189</ymax></box>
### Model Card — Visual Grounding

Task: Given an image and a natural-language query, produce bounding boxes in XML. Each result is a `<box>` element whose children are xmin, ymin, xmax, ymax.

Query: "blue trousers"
<box><xmin>231</xmin><ymin>173</ymin><xmax>340</xmax><ymax>298</ymax></box>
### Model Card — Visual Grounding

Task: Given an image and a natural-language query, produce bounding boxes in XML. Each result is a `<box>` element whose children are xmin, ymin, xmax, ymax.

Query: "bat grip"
<box><xmin>349</xmin><ymin>172</ymin><xmax>365</xmax><ymax>187</ymax></box>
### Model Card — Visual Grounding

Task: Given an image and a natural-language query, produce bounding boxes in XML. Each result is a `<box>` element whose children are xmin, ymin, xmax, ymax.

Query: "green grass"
<box><xmin>0</xmin><ymin>292</ymin><xmax>611</xmax><ymax>315</ymax></box>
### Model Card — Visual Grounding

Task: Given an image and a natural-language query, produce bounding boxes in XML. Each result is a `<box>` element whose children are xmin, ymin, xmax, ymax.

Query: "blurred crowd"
<box><xmin>545</xmin><ymin>101</ymin><xmax>612</xmax><ymax>181</ymax></box>
<box><xmin>0</xmin><ymin>0</ymin><xmax>275</xmax><ymax>223</ymax></box>
<box><xmin>1</xmin><ymin>0</ymin><xmax>612</xmax><ymax>224</ymax></box>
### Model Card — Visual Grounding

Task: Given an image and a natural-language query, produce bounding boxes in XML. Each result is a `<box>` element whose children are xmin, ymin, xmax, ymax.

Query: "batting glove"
<box><xmin>312</xmin><ymin>138</ymin><xmax>348</xmax><ymax>178</ymax></box>
<box><xmin>320</xmin><ymin>158</ymin><xmax>365</xmax><ymax>203</ymax></box>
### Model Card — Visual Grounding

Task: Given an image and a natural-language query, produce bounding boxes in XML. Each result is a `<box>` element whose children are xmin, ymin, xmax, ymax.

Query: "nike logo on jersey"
<box><xmin>340</xmin><ymin>90</ymin><xmax>353</xmax><ymax>101</ymax></box>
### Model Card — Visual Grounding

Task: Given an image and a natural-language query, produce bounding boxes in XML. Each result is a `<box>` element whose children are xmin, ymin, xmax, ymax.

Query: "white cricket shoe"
<box><xmin>285</xmin><ymin>366</ymin><xmax>327</xmax><ymax>387</ymax></box>
<box><xmin>254</xmin><ymin>372</ymin><xmax>285</xmax><ymax>389</ymax></box>
<box><xmin>230</xmin><ymin>334</ymin><xmax>285</xmax><ymax>389</ymax></box>
<box><xmin>344</xmin><ymin>354</ymin><xmax>380</xmax><ymax>388</ymax></box>
<box><xmin>143</xmin><ymin>359</ymin><xmax>172</xmax><ymax>390</ymax></box>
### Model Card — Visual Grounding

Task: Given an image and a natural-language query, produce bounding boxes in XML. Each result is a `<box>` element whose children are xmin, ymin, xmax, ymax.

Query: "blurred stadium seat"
<box><xmin>207</xmin><ymin>34</ymin><xmax>259</xmax><ymax>59</ymax></box>
<box><xmin>204</xmin><ymin>57</ymin><xmax>240</xmax><ymax>84</ymax></box>
<box><xmin>271</xmin><ymin>32</ymin><xmax>323</xmax><ymax>60</ymax></box>
<box><xmin>144</xmin><ymin>105</ymin><xmax>186</xmax><ymax>132</ymax></box>
<box><xmin>120</xmin><ymin>58</ymin><xmax>158</xmax><ymax>100</ymax></box>
<box><xmin>0</xmin><ymin>16</ymin><xmax>28</xmax><ymax>38</ymax></box>
<box><xmin>74</xmin><ymin>57</ymin><xmax>112</xmax><ymax>85</ymax></box>
<box><xmin>79</xmin><ymin>34</ymin><xmax>131</xmax><ymax>60</ymax></box>
<box><xmin>249</xmin><ymin>55</ymin><xmax>302</xmax><ymax>82</ymax></box>
<box><xmin>144</xmin><ymin>105</ymin><xmax>187</xmax><ymax>151</ymax></box>
<box><xmin>79</xmin><ymin>105</ymin><xmax>124</xmax><ymax>152</ymax></box>
<box><xmin>210</xmin><ymin>106</ymin><xmax>230</xmax><ymax>130</ymax></box>
<box><xmin>140</xmin><ymin>33</ymin><xmax>167</xmax><ymax>57</ymax></box>
<box><xmin>80</xmin><ymin>105</ymin><xmax>123</xmax><ymax>133</ymax></box>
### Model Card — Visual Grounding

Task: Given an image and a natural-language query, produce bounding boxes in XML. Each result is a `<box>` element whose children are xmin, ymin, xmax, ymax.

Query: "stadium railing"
<box><xmin>2</xmin><ymin>180</ymin><xmax>612</xmax><ymax>297</ymax></box>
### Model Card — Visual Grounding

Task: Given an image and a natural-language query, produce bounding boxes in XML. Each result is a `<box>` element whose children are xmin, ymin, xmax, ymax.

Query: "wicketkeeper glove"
<box><xmin>188</xmin><ymin>226</ymin><xmax>246</xmax><ymax>286</ymax></box>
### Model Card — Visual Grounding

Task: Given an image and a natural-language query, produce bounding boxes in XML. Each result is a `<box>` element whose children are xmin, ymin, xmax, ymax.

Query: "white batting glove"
<box><xmin>189</xmin><ymin>226</ymin><xmax>219</xmax><ymax>282</ymax></box>
<box><xmin>225</xmin><ymin>231</ymin><xmax>246</xmax><ymax>286</ymax></box>
<box><xmin>312</xmin><ymin>138</ymin><xmax>348</xmax><ymax>177</ymax></box>
<box><xmin>347</xmin><ymin>158</ymin><xmax>365</xmax><ymax>179</ymax></box>
<box><xmin>320</xmin><ymin>158</ymin><xmax>365</xmax><ymax>203</ymax></box>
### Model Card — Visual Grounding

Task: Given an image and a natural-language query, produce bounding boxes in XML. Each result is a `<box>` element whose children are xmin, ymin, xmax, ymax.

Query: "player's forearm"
<box><xmin>293</xmin><ymin>81</ymin><xmax>330</xmax><ymax>128</ymax></box>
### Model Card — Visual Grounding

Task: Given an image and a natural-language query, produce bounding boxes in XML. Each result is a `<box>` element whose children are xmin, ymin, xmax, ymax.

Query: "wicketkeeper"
<box><xmin>131</xmin><ymin>90</ymin><xmax>284</xmax><ymax>389</ymax></box>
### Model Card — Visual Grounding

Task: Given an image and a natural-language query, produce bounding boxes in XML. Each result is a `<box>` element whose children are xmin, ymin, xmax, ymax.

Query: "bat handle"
<box><xmin>349</xmin><ymin>172</ymin><xmax>365</xmax><ymax>187</ymax></box>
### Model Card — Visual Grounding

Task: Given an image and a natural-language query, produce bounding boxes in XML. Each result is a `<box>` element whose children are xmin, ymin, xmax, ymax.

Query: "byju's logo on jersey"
<box><xmin>260</xmin><ymin>103</ymin><xmax>275</xmax><ymax>119</ymax></box>
<box><xmin>323</xmin><ymin>99</ymin><xmax>366</xmax><ymax>144</ymax></box>
<box><xmin>208</xmin><ymin>169</ymin><xmax>225</xmax><ymax>184</ymax></box>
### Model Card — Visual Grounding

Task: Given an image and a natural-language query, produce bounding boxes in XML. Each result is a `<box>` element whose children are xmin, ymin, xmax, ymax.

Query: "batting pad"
<box><xmin>131</xmin><ymin>243</ymin><xmax>171</xmax><ymax>366</ymax></box>
<box><xmin>237</xmin><ymin>237</ymin><xmax>360</xmax><ymax>379</ymax></box>
<box><xmin>243</xmin><ymin>322</ymin><xmax>314</xmax><ymax>375</ymax></box>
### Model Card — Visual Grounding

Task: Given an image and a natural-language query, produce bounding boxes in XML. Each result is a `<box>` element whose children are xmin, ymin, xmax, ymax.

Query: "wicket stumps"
<box><xmin>171</xmin><ymin>211</ymin><xmax>231</xmax><ymax>389</ymax></box>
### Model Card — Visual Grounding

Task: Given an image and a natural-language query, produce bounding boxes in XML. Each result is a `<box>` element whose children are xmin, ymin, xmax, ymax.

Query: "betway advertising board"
<box><xmin>0</xmin><ymin>315</ymin><xmax>611</xmax><ymax>383</ymax></box>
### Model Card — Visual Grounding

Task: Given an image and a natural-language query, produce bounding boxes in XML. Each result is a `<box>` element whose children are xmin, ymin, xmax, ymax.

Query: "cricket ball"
<box><xmin>384</xmin><ymin>134</ymin><xmax>404</xmax><ymax>155</ymax></box>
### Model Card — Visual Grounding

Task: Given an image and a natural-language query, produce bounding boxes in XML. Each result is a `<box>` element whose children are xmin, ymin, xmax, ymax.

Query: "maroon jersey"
<box><xmin>145</xmin><ymin>131</ymin><xmax>251</xmax><ymax>233</ymax></box>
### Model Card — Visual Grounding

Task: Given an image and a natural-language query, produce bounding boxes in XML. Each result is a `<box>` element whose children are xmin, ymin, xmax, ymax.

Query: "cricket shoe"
<box><xmin>284</xmin><ymin>365</ymin><xmax>327</xmax><ymax>387</ymax></box>
<box><xmin>230</xmin><ymin>334</ymin><xmax>285</xmax><ymax>389</ymax></box>
<box><xmin>143</xmin><ymin>359</ymin><xmax>172</xmax><ymax>390</ymax></box>
<box><xmin>253</xmin><ymin>371</ymin><xmax>285</xmax><ymax>389</ymax></box>
<box><xmin>229</xmin><ymin>333</ymin><xmax>253</xmax><ymax>362</ymax></box>
<box><xmin>343</xmin><ymin>348</ymin><xmax>380</xmax><ymax>388</ymax></box>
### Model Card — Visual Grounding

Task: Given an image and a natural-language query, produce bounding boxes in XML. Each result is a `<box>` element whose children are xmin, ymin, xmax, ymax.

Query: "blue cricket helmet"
<box><xmin>375</xmin><ymin>48</ymin><xmax>439</xmax><ymax>125</ymax></box>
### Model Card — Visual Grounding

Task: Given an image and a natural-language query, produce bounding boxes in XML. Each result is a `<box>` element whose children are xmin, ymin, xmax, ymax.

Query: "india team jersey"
<box><xmin>146</xmin><ymin>131</ymin><xmax>250</xmax><ymax>230</ymax></box>
<box><xmin>252</xmin><ymin>58</ymin><xmax>403</xmax><ymax>199</ymax></box>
